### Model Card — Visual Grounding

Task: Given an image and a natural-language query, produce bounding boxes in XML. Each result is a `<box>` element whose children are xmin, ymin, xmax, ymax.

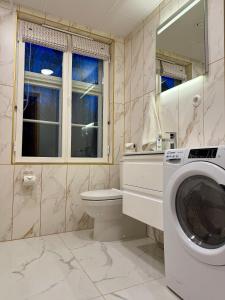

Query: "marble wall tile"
<box><xmin>114</xmin><ymin>103</ymin><xmax>124</xmax><ymax>163</ymax></box>
<box><xmin>41</xmin><ymin>165</ymin><xmax>67</xmax><ymax>235</ymax></box>
<box><xmin>208</xmin><ymin>0</ymin><xmax>224</xmax><ymax>64</ymax></box>
<box><xmin>131</xmin><ymin>27</ymin><xmax>144</xmax><ymax>101</ymax></box>
<box><xmin>114</xmin><ymin>55</ymin><xmax>124</xmax><ymax>104</ymax></box>
<box><xmin>115</xmin><ymin>41</ymin><xmax>124</xmax><ymax>59</ymax></box>
<box><xmin>66</xmin><ymin>165</ymin><xmax>93</xmax><ymax>232</ymax></box>
<box><xmin>124</xmin><ymin>39</ymin><xmax>131</xmax><ymax>102</ymax></box>
<box><xmin>178</xmin><ymin>76</ymin><xmax>204</xmax><ymax>148</ymax></box>
<box><xmin>0</xmin><ymin>165</ymin><xmax>13</xmax><ymax>241</ymax></box>
<box><xmin>143</xmin><ymin>91</ymin><xmax>161</xmax><ymax>148</ymax></box>
<box><xmin>143</xmin><ymin>10</ymin><xmax>159</xmax><ymax>94</ymax></box>
<box><xmin>89</xmin><ymin>165</ymin><xmax>109</xmax><ymax>190</ymax></box>
<box><xmin>204</xmin><ymin>59</ymin><xmax>225</xmax><ymax>146</ymax></box>
<box><xmin>130</xmin><ymin>97</ymin><xmax>144</xmax><ymax>151</ymax></box>
<box><xmin>109</xmin><ymin>164</ymin><xmax>120</xmax><ymax>189</ymax></box>
<box><xmin>0</xmin><ymin>85</ymin><xmax>13</xmax><ymax>164</ymax></box>
<box><xmin>13</xmin><ymin>165</ymin><xmax>42</xmax><ymax>239</ymax></box>
<box><xmin>124</xmin><ymin>101</ymin><xmax>131</xmax><ymax>144</ymax></box>
<box><xmin>0</xmin><ymin>8</ymin><xmax>16</xmax><ymax>86</ymax></box>
<box><xmin>159</xmin><ymin>87</ymin><xmax>179</xmax><ymax>137</ymax></box>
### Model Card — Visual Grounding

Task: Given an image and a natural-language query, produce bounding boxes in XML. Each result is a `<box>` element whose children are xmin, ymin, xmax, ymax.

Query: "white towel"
<box><xmin>142</xmin><ymin>94</ymin><xmax>161</xmax><ymax>151</ymax></box>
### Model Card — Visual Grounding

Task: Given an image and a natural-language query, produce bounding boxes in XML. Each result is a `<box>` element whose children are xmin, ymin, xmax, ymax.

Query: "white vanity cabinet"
<box><xmin>121</xmin><ymin>152</ymin><xmax>164</xmax><ymax>231</ymax></box>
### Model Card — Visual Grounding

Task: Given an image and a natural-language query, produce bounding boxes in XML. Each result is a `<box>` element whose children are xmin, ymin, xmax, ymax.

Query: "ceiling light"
<box><xmin>41</xmin><ymin>69</ymin><xmax>54</xmax><ymax>76</ymax></box>
<box><xmin>157</xmin><ymin>0</ymin><xmax>201</xmax><ymax>35</ymax></box>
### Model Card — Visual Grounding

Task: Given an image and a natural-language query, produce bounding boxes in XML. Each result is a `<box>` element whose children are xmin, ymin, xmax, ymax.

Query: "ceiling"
<box><xmin>9</xmin><ymin>0</ymin><xmax>162</xmax><ymax>37</ymax></box>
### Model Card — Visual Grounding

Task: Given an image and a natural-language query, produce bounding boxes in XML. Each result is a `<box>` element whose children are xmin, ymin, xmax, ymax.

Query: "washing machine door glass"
<box><xmin>176</xmin><ymin>175</ymin><xmax>225</xmax><ymax>249</ymax></box>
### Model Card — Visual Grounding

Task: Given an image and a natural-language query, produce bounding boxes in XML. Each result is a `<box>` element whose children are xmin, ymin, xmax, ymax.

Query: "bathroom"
<box><xmin>0</xmin><ymin>0</ymin><xmax>224</xmax><ymax>299</ymax></box>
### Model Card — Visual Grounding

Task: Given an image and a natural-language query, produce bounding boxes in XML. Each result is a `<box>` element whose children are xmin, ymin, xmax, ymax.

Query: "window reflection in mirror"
<box><xmin>156</xmin><ymin>0</ymin><xmax>208</xmax><ymax>93</ymax></box>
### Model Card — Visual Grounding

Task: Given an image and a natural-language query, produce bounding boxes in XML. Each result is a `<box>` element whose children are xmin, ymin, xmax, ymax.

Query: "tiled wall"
<box><xmin>125</xmin><ymin>0</ymin><xmax>224</xmax><ymax>150</ymax></box>
<box><xmin>124</xmin><ymin>0</ymin><xmax>224</xmax><ymax>241</ymax></box>
<box><xmin>0</xmin><ymin>2</ymin><xmax>125</xmax><ymax>241</ymax></box>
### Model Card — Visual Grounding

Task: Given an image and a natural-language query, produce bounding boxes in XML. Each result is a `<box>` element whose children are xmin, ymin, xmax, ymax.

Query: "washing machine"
<box><xmin>164</xmin><ymin>146</ymin><xmax>225</xmax><ymax>300</ymax></box>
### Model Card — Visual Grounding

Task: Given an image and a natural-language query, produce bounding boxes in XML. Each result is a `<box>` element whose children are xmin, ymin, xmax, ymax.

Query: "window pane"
<box><xmin>161</xmin><ymin>76</ymin><xmax>182</xmax><ymax>92</ymax></box>
<box><xmin>25</xmin><ymin>43</ymin><xmax>63</xmax><ymax>77</ymax></box>
<box><xmin>23</xmin><ymin>84</ymin><xmax>60</xmax><ymax>122</ymax></box>
<box><xmin>22</xmin><ymin>43</ymin><xmax>63</xmax><ymax>158</ymax></box>
<box><xmin>71</xmin><ymin>126</ymin><xmax>102</xmax><ymax>157</ymax></box>
<box><xmin>72</xmin><ymin>92</ymin><xmax>98</xmax><ymax>125</ymax></box>
<box><xmin>72</xmin><ymin>53</ymin><xmax>102</xmax><ymax>84</ymax></box>
<box><xmin>22</xmin><ymin>122</ymin><xmax>60</xmax><ymax>157</ymax></box>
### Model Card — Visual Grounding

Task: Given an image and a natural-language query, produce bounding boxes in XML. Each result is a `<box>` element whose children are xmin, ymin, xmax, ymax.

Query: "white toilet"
<box><xmin>81</xmin><ymin>189</ymin><xmax>123</xmax><ymax>242</ymax></box>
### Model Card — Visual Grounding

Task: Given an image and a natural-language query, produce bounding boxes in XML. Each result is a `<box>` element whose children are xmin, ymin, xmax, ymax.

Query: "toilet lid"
<box><xmin>81</xmin><ymin>189</ymin><xmax>123</xmax><ymax>201</ymax></box>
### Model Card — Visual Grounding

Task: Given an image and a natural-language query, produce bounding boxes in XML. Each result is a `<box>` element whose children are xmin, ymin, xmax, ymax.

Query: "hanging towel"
<box><xmin>142</xmin><ymin>93</ymin><xmax>161</xmax><ymax>151</ymax></box>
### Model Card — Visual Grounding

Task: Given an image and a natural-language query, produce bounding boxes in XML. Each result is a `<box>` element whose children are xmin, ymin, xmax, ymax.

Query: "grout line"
<box><xmin>58</xmin><ymin>233</ymin><xmax>105</xmax><ymax>298</ymax></box>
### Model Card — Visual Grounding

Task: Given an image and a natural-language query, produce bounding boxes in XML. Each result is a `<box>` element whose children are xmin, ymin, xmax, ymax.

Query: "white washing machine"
<box><xmin>164</xmin><ymin>146</ymin><xmax>225</xmax><ymax>300</ymax></box>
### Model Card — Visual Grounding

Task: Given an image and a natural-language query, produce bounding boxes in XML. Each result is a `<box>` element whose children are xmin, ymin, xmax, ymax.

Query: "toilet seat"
<box><xmin>81</xmin><ymin>189</ymin><xmax>122</xmax><ymax>201</ymax></box>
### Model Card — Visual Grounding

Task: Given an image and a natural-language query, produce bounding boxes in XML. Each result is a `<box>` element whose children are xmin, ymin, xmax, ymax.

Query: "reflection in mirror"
<box><xmin>156</xmin><ymin>0</ymin><xmax>208</xmax><ymax>93</ymax></box>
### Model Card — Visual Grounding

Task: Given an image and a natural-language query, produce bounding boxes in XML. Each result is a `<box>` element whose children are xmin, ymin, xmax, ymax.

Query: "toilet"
<box><xmin>81</xmin><ymin>189</ymin><xmax>123</xmax><ymax>242</ymax></box>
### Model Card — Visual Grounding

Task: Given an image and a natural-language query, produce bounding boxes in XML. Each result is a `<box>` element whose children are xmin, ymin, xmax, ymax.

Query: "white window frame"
<box><xmin>15</xmin><ymin>40</ymin><xmax>110</xmax><ymax>164</ymax></box>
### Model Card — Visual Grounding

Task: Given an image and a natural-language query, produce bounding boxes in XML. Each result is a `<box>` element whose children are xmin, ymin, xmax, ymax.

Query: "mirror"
<box><xmin>156</xmin><ymin>0</ymin><xmax>208</xmax><ymax>93</ymax></box>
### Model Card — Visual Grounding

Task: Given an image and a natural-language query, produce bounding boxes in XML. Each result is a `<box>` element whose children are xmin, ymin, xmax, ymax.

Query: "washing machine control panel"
<box><xmin>165</xmin><ymin>150</ymin><xmax>184</xmax><ymax>161</ymax></box>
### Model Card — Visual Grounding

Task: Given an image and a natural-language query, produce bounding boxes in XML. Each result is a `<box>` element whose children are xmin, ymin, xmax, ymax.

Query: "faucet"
<box><xmin>164</xmin><ymin>132</ymin><xmax>177</xmax><ymax>149</ymax></box>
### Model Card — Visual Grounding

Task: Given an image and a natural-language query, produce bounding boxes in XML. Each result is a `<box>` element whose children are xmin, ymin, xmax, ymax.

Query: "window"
<box><xmin>22</xmin><ymin>43</ymin><xmax>63</xmax><ymax>157</ymax></box>
<box><xmin>71</xmin><ymin>54</ymin><xmax>103</xmax><ymax>158</ymax></box>
<box><xmin>15</xmin><ymin>22</ymin><xmax>110</xmax><ymax>163</ymax></box>
<box><xmin>161</xmin><ymin>76</ymin><xmax>182</xmax><ymax>92</ymax></box>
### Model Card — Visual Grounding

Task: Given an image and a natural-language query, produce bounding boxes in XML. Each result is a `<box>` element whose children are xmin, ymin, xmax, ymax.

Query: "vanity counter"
<box><xmin>124</xmin><ymin>151</ymin><xmax>164</xmax><ymax>156</ymax></box>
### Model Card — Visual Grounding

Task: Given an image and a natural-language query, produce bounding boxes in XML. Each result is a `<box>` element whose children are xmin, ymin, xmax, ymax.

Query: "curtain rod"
<box><xmin>42</xmin><ymin>24</ymin><xmax>94</xmax><ymax>41</ymax></box>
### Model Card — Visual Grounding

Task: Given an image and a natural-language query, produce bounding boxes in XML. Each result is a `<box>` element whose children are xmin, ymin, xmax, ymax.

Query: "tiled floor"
<box><xmin>0</xmin><ymin>230</ymin><xmax>178</xmax><ymax>300</ymax></box>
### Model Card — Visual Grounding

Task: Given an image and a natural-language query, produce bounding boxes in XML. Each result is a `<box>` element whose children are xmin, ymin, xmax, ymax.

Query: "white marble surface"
<box><xmin>89</xmin><ymin>165</ymin><xmax>110</xmax><ymax>190</ymax></box>
<box><xmin>72</xmin><ymin>236</ymin><xmax>164</xmax><ymax>295</ymax></box>
<box><xmin>0</xmin><ymin>230</ymin><xmax>177</xmax><ymax>300</ymax></box>
<box><xmin>130</xmin><ymin>97</ymin><xmax>144</xmax><ymax>151</ymax></box>
<box><xmin>114</xmin><ymin>103</ymin><xmax>124</xmax><ymax>164</ymax></box>
<box><xmin>104</xmin><ymin>279</ymin><xmax>178</xmax><ymax>300</ymax></box>
<box><xmin>143</xmin><ymin>10</ymin><xmax>159</xmax><ymax>94</ymax></box>
<box><xmin>66</xmin><ymin>165</ymin><xmax>92</xmax><ymax>232</ymax></box>
<box><xmin>0</xmin><ymin>165</ymin><xmax>13</xmax><ymax>241</ymax></box>
<box><xmin>131</xmin><ymin>27</ymin><xmax>144</xmax><ymax>101</ymax></box>
<box><xmin>124</xmin><ymin>101</ymin><xmax>131</xmax><ymax>143</ymax></box>
<box><xmin>13</xmin><ymin>165</ymin><xmax>42</xmax><ymax>240</ymax></box>
<box><xmin>208</xmin><ymin>0</ymin><xmax>224</xmax><ymax>64</ymax></box>
<box><xmin>109</xmin><ymin>164</ymin><xmax>120</xmax><ymax>189</ymax></box>
<box><xmin>41</xmin><ymin>165</ymin><xmax>67</xmax><ymax>235</ymax></box>
<box><xmin>0</xmin><ymin>8</ymin><xmax>16</xmax><ymax>87</ymax></box>
<box><xmin>178</xmin><ymin>76</ymin><xmax>204</xmax><ymax>148</ymax></box>
<box><xmin>159</xmin><ymin>87</ymin><xmax>179</xmax><ymax>136</ymax></box>
<box><xmin>204</xmin><ymin>59</ymin><xmax>225</xmax><ymax>146</ymax></box>
<box><xmin>124</xmin><ymin>39</ymin><xmax>131</xmax><ymax>102</ymax></box>
<box><xmin>0</xmin><ymin>85</ymin><xmax>13</xmax><ymax>164</ymax></box>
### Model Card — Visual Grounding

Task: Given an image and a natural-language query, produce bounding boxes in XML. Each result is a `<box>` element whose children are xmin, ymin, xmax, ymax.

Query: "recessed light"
<box><xmin>41</xmin><ymin>69</ymin><xmax>54</xmax><ymax>76</ymax></box>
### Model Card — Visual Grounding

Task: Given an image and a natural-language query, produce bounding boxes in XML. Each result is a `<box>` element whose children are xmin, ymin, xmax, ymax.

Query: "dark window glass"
<box><xmin>161</xmin><ymin>76</ymin><xmax>182</xmax><ymax>92</ymax></box>
<box><xmin>22</xmin><ymin>122</ymin><xmax>59</xmax><ymax>157</ymax></box>
<box><xmin>72</xmin><ymin>53</ymin><xmax>102</xmax><ymax>84</ymax></box>
<box><xmin>71</xmin><ymin>126</ymin><xmax>100</xmax><ymax>157</ymax></box>
<box><xmin>23</xmin><ymin>84</ymin><xmax>60</xmax><ymax>122</ymax></box>
<box><xmin>72</xmin><ymin>92</ymin><xmax>98</xmax><ymax>125</ymax></box>
<box><xmin>25</xmin><ymin>43</ymin><xmax>63</xmax><ymax>77</ymax></box>
<box><xmin>176</xmin><ymin>175</ymin><xmax>225</xmax><ymax>249</ymax></box>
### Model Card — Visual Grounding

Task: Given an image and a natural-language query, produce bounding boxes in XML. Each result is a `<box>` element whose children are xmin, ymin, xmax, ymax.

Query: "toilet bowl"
<box><xmin>81</xmin><ymin>189</ymin><xmax>123</xmax><ymax>242</ymax></box>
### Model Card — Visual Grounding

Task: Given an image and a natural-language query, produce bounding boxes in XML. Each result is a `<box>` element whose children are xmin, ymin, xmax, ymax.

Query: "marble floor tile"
<box><xmin>0</xmin><ymin>234</ymin><xmax>100</xmax><ymax>300</ymax></box>
<box><xmin>72</xmin><ymin>236</ymin><xmax>164</xmax><ymax>295</ymax></box>
<box><xmin>0</xmin><ymin>230</ymin><xmax>168</xmax><ymax>300</ymax></box>
<box><xmin>104</xmin><ymin>278</ymin><xmax>178</xmax><ymax>300</ymax></box>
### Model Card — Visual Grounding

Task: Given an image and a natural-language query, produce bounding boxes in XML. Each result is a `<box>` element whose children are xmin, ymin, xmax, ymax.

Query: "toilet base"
<box><xmin>94</xmin><ymin>217</ymin><xmax>123</xmax><ymax>242</ymax></box>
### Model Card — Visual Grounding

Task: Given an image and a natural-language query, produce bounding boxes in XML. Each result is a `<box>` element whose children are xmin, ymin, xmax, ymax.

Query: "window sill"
<box><xmin>14</xmin><ymin>156</ymin><xmax>111</xmax><ymax>165</ymax></box>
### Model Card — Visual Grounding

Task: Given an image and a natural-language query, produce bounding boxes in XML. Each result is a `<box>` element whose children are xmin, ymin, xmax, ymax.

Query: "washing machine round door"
<box><xmin>166</xmin><ymin>161</ymin><xmax>225</xmax><ymax>265</ymax></box>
